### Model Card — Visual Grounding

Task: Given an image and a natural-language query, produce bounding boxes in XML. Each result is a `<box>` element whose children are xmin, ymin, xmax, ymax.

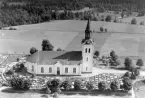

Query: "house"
<box><xmin>25</xmin><ymin>19</ymin><xmax>94</xmax><ymax>76</ymax></box>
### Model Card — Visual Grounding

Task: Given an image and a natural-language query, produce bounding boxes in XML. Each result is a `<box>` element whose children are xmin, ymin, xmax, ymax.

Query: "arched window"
<box><xmin>32</xmin><ymin>65</ymin><xmax>34</xmax><ymax>72</ymax></box>
<box><xmin>88</xmin><ymin>48</ymin><xmax>90</xmax><ymax>53</ymax></box>
<box><xmin>86</xmin><ymin>57</ymin><xmax>88</xmax><ymax>61</ymax></box>
<box><xmin>65</xmin><ymin>67</ymin><xmax>68</xmax><ymax>73</ymax></box>
<box><xmin>41</xmin><ymin>67</ymin><xmax>44</xmax><ymax>73</ymax></box>
<box><xmin>73</xmin><ymin>68</ymin><xmax>76</xmax><ymax>73</ymax></box>
<box><xmin>49</xmin><ymin>67</ymin><xmax>52</xmax><ymax>73</ymax></box>
<box><xmin>86</xmin><ymin>67</ymin><xmax>88</xmax><ymax>71</ymax></box>
<box><xmin>85</xmin><ymin>48</ymin><xmax>87</xmax><ymax>53</ymax></box>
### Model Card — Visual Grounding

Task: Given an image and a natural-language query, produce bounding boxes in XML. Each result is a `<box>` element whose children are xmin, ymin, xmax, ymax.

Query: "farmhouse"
<box><xmin>25</xmin><ymin>19</ymin><xmax>94</xmax><ymax>76</ymax></box>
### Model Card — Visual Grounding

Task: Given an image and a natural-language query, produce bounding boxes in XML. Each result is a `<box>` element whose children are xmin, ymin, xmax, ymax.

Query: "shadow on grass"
<box><xmin>41</xmin><ymin>94</ymin><xmax>49</xmax><ymax>98</ymax></box>
<box><xmin>1</xmin><ymin>87</ymin><xmax>29</xmax><ymax>93</ymax></box>
<box><xmin>61</xmin><ymin>89</ymin><xmax>130</xmax><ymax>97</ymax></box>
<box><xmin>110</xmin><ymin>67</ymin><xmax>127</xmax><ymax>71</ymax></box>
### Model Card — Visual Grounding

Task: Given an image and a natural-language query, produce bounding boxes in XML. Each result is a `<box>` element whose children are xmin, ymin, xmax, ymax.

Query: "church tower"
<box><xmin>81</xmin><ymin>19</ymin><xmax>94</xmax><ymax>73</ymax></box>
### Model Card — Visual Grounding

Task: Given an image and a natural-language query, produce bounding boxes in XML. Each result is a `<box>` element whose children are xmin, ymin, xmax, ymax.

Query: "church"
<box><xmin>25</xmin><ymin>19</ymin><xmax>94</xmax><ymax>76</ymax></box>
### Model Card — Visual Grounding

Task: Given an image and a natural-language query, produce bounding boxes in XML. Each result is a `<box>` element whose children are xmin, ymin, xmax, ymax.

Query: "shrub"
<box><xmin>47</xmin><ymin>79</ymin><xmax>61</xmax><ymax>93</ymax></box>
<box><xmin>136</xmin><ymin>59</ymin><xmax>144</xmax><ymax>67</ymax></box>
<box><xmin>86</xmin><ymin>81</ymin><xmax>94</xmax><ymax>91</ymax></box>
<box><xmin>98</xmin><ymin>81</ymin><xmax>107</xmax><ymax>91</ymax></box>
<box><xmin>110</xmin><ymin>80</ymin><xmax>120</xmax><ymax>91</ymax></box>
<box><xmin>100</xmin><ymin>27</ymin><xmax>104</xmax><ymax>32</ymax></box>
<box><xmin>60</xmin><ymin>80</ymin><xmax>71</xmax><ymax>90</ymax></box>
<box><xmin>9</xmin><ymin>77</ymin><xmax>31</xmax><ymax>90</ymax></box>
<box><xmin>74</xmin><ymin>79</ymin><xmax>83</xmax><ymax>90</ymax></box>
<box><xmin>124</xmin><ymin>57</ymin><xmax>132</xmax><ymax>70</ymax></box>
<box><xmin>105</xmin><ymin>15</ymin><xmax>112</xmax><ymax>22</ymax></box>
<box><xmin>140</xmin><ymin>21</ymin><xmax>144</xmax><ymax>25</ymax></box>
<box><xmin>131</xmin><ymin>18</ymin><xmax>137</xmax><ymax>24</ymax></box>
<box><xmin>122</xmin><ymin>77</ymin><xmax>132</xmax><ymax>91</ymax></box>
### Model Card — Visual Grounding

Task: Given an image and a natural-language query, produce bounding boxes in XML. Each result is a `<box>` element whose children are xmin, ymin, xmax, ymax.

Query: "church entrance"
<box><xmin>57</xmin><ymin>67</ymin><xmax>60</xmax><ymax>75</ymax></box>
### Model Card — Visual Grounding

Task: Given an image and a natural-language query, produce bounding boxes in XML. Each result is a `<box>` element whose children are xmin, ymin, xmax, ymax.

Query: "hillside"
<box><xmin>1</xmin><ymin>0</ymin><xmax>145</xmax><ymax>27</ymax></box>
<box><xmin>1</xmin><ymin>20</ymin><xmax>145</xmax><ymax>59</ymax></box>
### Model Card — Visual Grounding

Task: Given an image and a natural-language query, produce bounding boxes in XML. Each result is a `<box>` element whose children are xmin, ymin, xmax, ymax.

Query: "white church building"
<box><xmin>25</xmin><ymin>19</ymin><xmax>94</xmax><ymax>76</ymax></box>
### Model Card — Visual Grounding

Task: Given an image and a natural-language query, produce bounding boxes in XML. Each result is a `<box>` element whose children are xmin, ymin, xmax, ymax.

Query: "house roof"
<box><xmin>26</xmin><ymin>51</ymin><xmax>82</xmax><ymax>65</ymax></box>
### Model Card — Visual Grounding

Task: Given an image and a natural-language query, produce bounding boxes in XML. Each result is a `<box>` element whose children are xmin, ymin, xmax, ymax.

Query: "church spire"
<box><xmin>85</xmin><ymin>19</ymin><xmax>92</xmax><ymax>39</ymax></box>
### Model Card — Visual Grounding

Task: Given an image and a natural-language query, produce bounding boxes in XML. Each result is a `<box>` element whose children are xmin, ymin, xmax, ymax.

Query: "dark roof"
<box><xmin>26</xmin><ymin>51</ymin><xmax>82</xmax><ymax>65</ymax></box>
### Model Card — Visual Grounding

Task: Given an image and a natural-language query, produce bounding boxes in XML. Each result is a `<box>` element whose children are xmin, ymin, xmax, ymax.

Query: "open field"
<box><xmin>1</xmin><ymin>20</ymin><xmax>145</xmax><ymax>59</ymax></box>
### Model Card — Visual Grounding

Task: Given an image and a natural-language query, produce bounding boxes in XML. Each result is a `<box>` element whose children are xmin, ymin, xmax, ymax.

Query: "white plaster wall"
<box><xmin>82</xmin><ymin>44</ymin><xmax>94</xmax><ymax>72</ymax></box>
<box><xmin>26</xmin><ymin>61</ymin><xmax>81</xmax><ymax>76</ymax></box>
<box><xmin>25</xmin><ymin>62</ymin><xmax>37</xmax><ymax>73</ymax></box>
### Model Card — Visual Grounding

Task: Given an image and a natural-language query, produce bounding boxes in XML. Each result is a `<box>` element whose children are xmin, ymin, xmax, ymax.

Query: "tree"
<box><xmin>86</xmin><ymin>81</ymin><xmax>94</xmax><ymax>91</ymax></box>
<box><xmin>42</xmin><ymin>39</ymin><xmax>54</xmax><ymax>51</ymax></box>
<box><xmin>123</xmin><ymin>72</ymin><xmax>132</xmax><ymax>78</ymax></box>
<box><xmin>122</xmin><ymin>77</ymin><xmax>132</xmax><ymax>91</ymax></box>
<box><xmin>105</xmin><ymin>15</ymin><xmax>112</xmax><ymax>22</ymax></box>
<box><xmin>30</xmin><ymin>47</ymin><xmax>38</xmax><ymax>55</ymax></box>
<box><xmin>94</xmin><ymin>51</ymin><xmax>100</xmax><ymax>58</ymax></box>
<box><xmin>130</xmin><ymin>68</ymin><xmax>140</xmax><ymax>77</ymax></box>
<box><xmin>47</xmin><ymin>79</ymin><xmax>61</xmax><ymax>93</ymax></box>
<box><xmin>110</xmin><ymin>80</ymin><xmax>120</xmax><ymax>91</ymax></box>
<box><xmin>100</xmin><ymin>27</ymin><xmax>104</xmax><ymax>32</ymax></box>
<box><xmin>60</xmin><ymin>80</ymin><xmax>71</xmax><ymax>90</ymax></box>
<box><xmin>136</xmin><ymin>59</ymin><xmax>144</xmax><ymax>67</ymax></box>
<box><xmin>74</xmin><ymin>79</ymin><xmax>83</xmax><ymax>90</ymax></box>
<box><xmin>110</xmin><ymin>50</ymin><xmax>115</xmax><ymax>57</ymax></box>
<box><xmin>98</xmin><ymin>81</ymin><xmax>107</xmax><ymax>91</ymax></box>
<box><xmin>13</xmin><ymin>63</ymin><xmax>25</xmax><ymax>72</ymax></box>
<box><xmin>124</xmin><ymin>57</ymin><xmax>132</xmax><ymax>70</ymax></box>
<box><xmin>131</xmin><ymin>18</ymin><xmax>137</xmax><ymax>24</ymax></box>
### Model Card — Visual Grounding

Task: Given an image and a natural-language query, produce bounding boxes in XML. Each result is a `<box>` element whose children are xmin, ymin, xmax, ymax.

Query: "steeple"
<box><xmin>85</xmin><ymin>19</ymin><xmax>92</xmax><ymax>39</ymax></box>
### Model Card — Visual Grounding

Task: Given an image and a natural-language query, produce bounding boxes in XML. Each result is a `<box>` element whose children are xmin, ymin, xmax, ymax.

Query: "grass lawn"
<box><xmin>1</xmin><ymin>20</ymin><xmax>145</xmax><ymax>54</ymax></box>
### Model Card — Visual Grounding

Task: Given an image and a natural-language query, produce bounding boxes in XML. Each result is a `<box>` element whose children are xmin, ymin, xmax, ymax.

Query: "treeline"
<box><xmin>1</xmin><ymin>0</ymin><xmax>145</xmax><ymax>27</ymax></box>
<box><xmin>0</xmin><ymin>1</ymin><xmax>99</xmax><ymax>27</ymax></box>
<box><xmin>5</xmin><ymin>0</ymin><xmax>145</xmax><ymax>11</ymax></box>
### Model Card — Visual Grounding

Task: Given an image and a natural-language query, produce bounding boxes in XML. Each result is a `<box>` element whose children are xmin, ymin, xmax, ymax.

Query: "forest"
<box><xmin>0</xmin><ymin>0</ymin><xmax>145</xmax><ymax>27</ymax></box>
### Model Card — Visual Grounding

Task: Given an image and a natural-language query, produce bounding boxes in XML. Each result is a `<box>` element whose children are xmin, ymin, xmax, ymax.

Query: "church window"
<box><xmin>85</xmin><ymin>48</ymin><xmax>87</xmax><ymax>53</ymax></box>
<box><xmin>86</xmin><ymin>67</ymin><xmax>88</xmax><ymax>71</ymax></box>
<box><xmin>41</xmin><ymin>67</ymin><xmax>44</xmax><ymax>73</ymax></box>
<box><xmin>65</xmin><ymin>67</ymin><xmax>68</xmax><ymax>73</ymax></box>
<box><xmin>32</xmin><ymin>65</ymin><xmax>34</xmax><ymax>72</ymax></box>
<box><xmin>86</xmin><ymin>57</ymin><xmax>88</xmax><ymax>61</ymax></box>
<box><xmin>73</xmin><ymin>68</ymin><xmax>76</xmax><ymax>73</ymax></box>
<box><xmin>49</xmin><ymin>67</ymin><xmax>52</xmax><ymax>73</ymax></box>
<box><xmin>88</xmin><ymin>48</ymin><xmax>90</xmax><ymax>53</ymax></box>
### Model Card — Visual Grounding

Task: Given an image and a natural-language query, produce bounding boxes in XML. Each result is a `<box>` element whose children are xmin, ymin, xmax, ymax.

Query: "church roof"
<box><xmin>26</xmin><ymin>51</ymin><xmax>82</xmax><ymax>65</ymax></box>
